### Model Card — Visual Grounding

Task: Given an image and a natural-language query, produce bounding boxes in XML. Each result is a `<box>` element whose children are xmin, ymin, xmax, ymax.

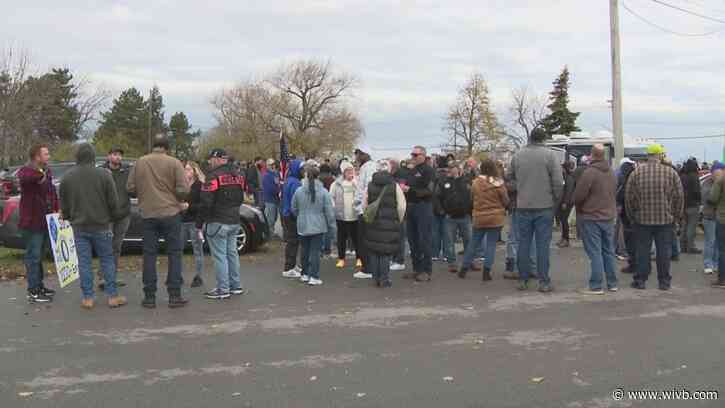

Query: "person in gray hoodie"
<box><xmin>292</xmin><ymin>162</ymin><xmax>337</xmax><ymax>286</ymax></box>
<box><xmin>506</xmin><ymin>127</ymin><xmax>563</xmax><ymax>292</ymax></box>
<box><xmin>60</xmin><ymin>143</ymin><xmax>127</xmax><ymax>309</ymax></box>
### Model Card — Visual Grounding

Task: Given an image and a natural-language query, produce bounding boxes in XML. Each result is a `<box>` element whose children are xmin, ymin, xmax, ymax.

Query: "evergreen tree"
<box><xmin>94</xmin><ymin>87</ymin><xmax>148</xmax><ymax>157</ymax></box>
<box><xmin>146</xmin><ymin>85</ymin><xmax>166</xmax><ymax>140</ymax></box>
<box><xmin>168</xmin><ymin>111</ymin><xmax>198</xmax><ymax>161</ymax></box>
<box><xmin>541</xmin><ymin>66</ymin><xmax>580</xmax><ymax>137</ymax></box>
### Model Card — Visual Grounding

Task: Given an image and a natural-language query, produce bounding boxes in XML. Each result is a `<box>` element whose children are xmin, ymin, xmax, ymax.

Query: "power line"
<box><xmin>649</xmin><ymin>0</ymin><xmax>725</xmax><ymax>24</ymax></box>
<box><xmin>654</xmin><ymin>133</ymin><xmax>725</xmax><ymax>140</ymax></box>
<box><xmin>623</xmin><ymin>2</ymin><xmax>725</xmax><ymax>36</ymax></box>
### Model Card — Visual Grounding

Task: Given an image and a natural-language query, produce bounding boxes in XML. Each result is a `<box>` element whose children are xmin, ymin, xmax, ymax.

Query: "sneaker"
<box><xmin>616</xmin><ymin>254</ymin><xmax>627</xmax><ymax>261</ymax></box>
<box><xmin>335</xmin><ymin>259</ymin><xmax>345</xmax><ymax>268</ymax></box>
<box><xmin>230</xmin><ymin>288</ymin><xmax>247</xmax><ymax>295</ymax></box>
<box><xmin>307</xmin><ymin>278</ymin><xmax>323</xmax><ymax>286</ymax></box>
<box><xmin>538</xmin><ymin>283</ymin><xmax>553</xmax><ymax>293</ymax></box>
<box><xmin>205</xmin><ymin>289</ymin><xmax>231</xmax><ymax>300</ymax></box>
<box><xmin>282</xmin><ymin>269</ymin><xmax>302</xmax><ymax>279</ymax></box>
<box><xmin>630</xmin><ymin>281</ymin><xmax>646</xmax><ymax>290</ymax></box>
<box><xmin>191</xmin><ymin>276</ymin><xmax>204</xmax><ymax>288</ymax></box>
<box><xmin>415</xmin><ymin>273</ymin><xmax>431</xmax><ymax>282</ymax></box>
<box><xmin>39</xmin><ymin>285</ymin><xmax>56</xmax><ymax>297</ymax></box>
<box><xmin>300</xmin><ymin>274</ymin><xmax>310</xmax><ymax>283</ymax></box>
<box><xmin>142</xmin><ymin>296</ymin><xmax>157</xmax><ymax>309</ymax></box>
<box><xmin>431</xmin><ymin>257</ymin><xmax>440</xmax><ymax>262</ymax></box>
<box><xmin>294</xmin><ymin>265</ymin><xmax>303</xmax><ymax>272</ymax></box>
<box><xmin>390</xmin><ymin>263</ymin><xmax>405</xmax><ymax>271</ymax></box>
<box><xmin>711</xmin><ymin>280</ymin><xmax>725</xmax><ymax>289</ymax></box>
<box><xmin>169</xmin><ymin>296</ymin><xmax>189</xmax><ymax>308</ymax></box>
<box><xmin>27</xmin><ymin>289</ymin><xmax>52</xmax><ymax>303</ymax></box>
<box><xmin>517</xmin><ymin>280</ymin><xmax>528</xmax><ymax>291</ymax></box>
<box><xmin>81</xmin><ymin>298</ymin><xmax>95</xmax><ymax>309</ymax></box>
<box><xmin>108</xmin><ymin>295</ymin><xmax>127</xmax><ymax>308</ymax></box>
<box><xmin>608</xmin><ymin>287</ymin><xmax>619</xmax><ymax>292</ymax></box>
<box><xmin>578</xmin><ymin>288</ymin><xmax>605</xmax><ymax>295</ymax></box>
<box><xmin>353</xmin><ymin>271</ymin><xmax>373</xmax><ymax>279</ymax></box>
<box><xmin>704</xmin><ymin>268</ymin><xmax>714</xmax><ymax>275</ymax></box>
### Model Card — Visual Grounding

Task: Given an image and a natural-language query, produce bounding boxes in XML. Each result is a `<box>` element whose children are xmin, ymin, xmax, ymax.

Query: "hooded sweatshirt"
<box><xmin>281</xmin><ymin>159</ymin><xmax>304</xmax><ymax>218</ymax></box>
<box><xmin>59</xmin><ymin>144</ymin><xmax>120</xmax><ymax>232</ymax></box>
<box><xmin>573</xmin><ymin>159</ymin><xmax>617</xmax><ymax>221</ymax></box>
<box><xmin>262</xmin><ymin>169</ymin><xmax>280</xmax><ymax>204</ymax></box>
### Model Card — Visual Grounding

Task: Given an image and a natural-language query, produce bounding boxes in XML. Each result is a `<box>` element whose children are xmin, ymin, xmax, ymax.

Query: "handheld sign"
<box><xmin>45</xmin><ymin>213</ymin><xmax>79</xmax><ymax>288</ymax></box>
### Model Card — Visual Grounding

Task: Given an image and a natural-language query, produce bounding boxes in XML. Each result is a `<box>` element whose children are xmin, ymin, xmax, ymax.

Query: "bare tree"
<box><xmin>507</xmin><ymin>85</ymin><xmax>546</xmax><ymax>148</ymax></box>
<box><xmin>444</xmin><ymin>73</ymin><xmax>501</xmax><ymax>157</ymax></box>
<box><xmin>268</xmin><ymin>59</ymin><xmax>358</xmax><ymax>154</ymax></box>
<box><xmin>71</xmin><ymin>76</ymin><xmax>111</xmax><ymax>138</ymax></box>
<box><xmin>0</xmin><ymin>47</ymin><xmax>32</xmax><ymax>166</ymax></box>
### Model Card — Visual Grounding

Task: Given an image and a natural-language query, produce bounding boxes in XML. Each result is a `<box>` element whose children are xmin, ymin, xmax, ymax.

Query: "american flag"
<box><xmin>279</xmin><ymin>131</ymin><xmax>290</xmax><ymax>182</ymax></box>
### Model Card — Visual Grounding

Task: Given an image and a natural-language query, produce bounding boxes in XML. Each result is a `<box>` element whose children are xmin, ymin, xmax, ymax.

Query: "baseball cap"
<box><xmin>207</xmin><ymin>148</ymin><xmax>228</xmax><ymax>159</ymax></box>
<box><xmin>646</xmin><ymin>144</ymin><xmax>665</xmax><ymax>155</ymax></box>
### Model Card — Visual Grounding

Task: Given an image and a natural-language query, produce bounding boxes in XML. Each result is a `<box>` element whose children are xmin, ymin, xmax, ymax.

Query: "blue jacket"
<box><xmin>281</xmin><ymin>160</ymin><xmax>303</xmax><ymax>217</ymax></box>
<box><xmin>291</xmin><ymin>179</ymin><xmax>336</xmax><ymax>236</ymax></box>
<box><xmin>262</xmin><ymin>170</ymin><xmax>280</xmax><ymax>204</ymax></box>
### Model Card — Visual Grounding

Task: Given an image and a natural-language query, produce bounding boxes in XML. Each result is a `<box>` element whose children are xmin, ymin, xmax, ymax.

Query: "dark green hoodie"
<box><xmin>59</xmin><ymin>144</ymin><xmax>120</xmax><ymax>232</ymax></box>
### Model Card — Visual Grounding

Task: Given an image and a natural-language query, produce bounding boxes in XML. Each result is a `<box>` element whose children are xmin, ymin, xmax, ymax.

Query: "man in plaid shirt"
<box><xmin>624</xmin><ymin>144</ymin><xmax>684</xmax><ymax>290</ymax></box>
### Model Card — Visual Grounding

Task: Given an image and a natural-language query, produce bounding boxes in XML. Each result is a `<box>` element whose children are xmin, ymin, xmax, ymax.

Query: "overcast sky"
<box><xmin>5</xmin><ymin>0</ymin><xmax>725</xmax><ymax>161</ymax></box>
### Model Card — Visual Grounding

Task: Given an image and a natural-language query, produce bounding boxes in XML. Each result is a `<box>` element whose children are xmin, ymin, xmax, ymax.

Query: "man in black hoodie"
<box><xmin>60</xmin><ymin>143</ymin><xmax>127</xmax><ymax>309</ymax></box>
<box><xmin>438</xmin><ymin>162</ymin><xmax>473</xmax><ymax>273</ymax></box>
<box><xmin>680</xmin><ymin>158</ymin><xmax>702</xmax><ymax>253</ymax></box>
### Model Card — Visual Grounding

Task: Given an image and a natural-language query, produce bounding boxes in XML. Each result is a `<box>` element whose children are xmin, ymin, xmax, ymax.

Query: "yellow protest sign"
<box><xmin>46</xmin><ymin>213</ymin><xmax>80</xmax><ymax>288</ymax></box>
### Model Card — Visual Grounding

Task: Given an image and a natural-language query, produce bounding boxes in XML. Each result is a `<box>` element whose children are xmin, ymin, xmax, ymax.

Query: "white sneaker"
<box><xmin>282</xmin><ymin>269</ymin><xmax>302</xmax><ymax>278</ymax></box>
<box><xmin>300</xmin><ymin>274</ymin><xmax>310</xmax><ymax>283</ymax></box>
<box><xmin>294</xmin><ymin>265</ymin><xmax>303</xmax><ymax>272</ymax></box>
<box><xmin>353</xmin><ymin>271</ymin><xmax>373</xmax><ymax>279</ymax></box>
<box><xmin>390</xmin><ymin>263</ymin><xmax>405</xmax><ymax>271</ymax></box>
<box><xmin>308</xmin><ymin>278</ymin><xmax>323</xmax><ymax>286</ymax></box>
<box><xmin>704</xmin><ymin>268</ymin><xmax>714</xmax><ymax>275</ymax></box>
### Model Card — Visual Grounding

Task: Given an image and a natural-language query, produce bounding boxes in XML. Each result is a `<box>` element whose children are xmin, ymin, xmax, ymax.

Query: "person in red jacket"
<box><xmin>17</xmin><ymin>144</ymin><xmax>59</xmax><ymax>303</ymax></box>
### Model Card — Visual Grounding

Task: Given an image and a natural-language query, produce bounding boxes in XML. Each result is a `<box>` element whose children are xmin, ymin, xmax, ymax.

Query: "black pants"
<box><xmin>634</xmin><ymin>223</ymin><xmax>673</xmax><ymax>287</ymax></box>
<box><xmin>623</xmin><ymin>224</ymin><xmax>637</xmax><ymax>270</ymax></box>
<box><xmin>283</xmin><ymin>215</ymin><xmax>300</xmax><ymax>271</ymax></box>
<box><xmin>557</xmin><ymin>206</ymin><xmax>572</xmax><ymax>241</ymax></box>
<box><xmin>356</xmin><ymin>216</ymin><xmax>369</xmax><ymax>271</ymax></box>
<box><xmin>142</xmin><ymin>214</ymin><xmax>184</xmax><ymax>297</ymax></box>
<box><xmin>336</xmin><ymin>220</ymin><xmax>359</xmax><ymax>260</ymax></box>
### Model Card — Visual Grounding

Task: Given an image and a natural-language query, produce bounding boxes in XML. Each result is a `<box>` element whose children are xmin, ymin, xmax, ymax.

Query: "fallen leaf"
<box><xmin>443</xmin><ymin>376</ymin><xmax>454</xmax><ymax>382</ymax></box>
<box><xmin>531</xmin><ymin>377</ymin><xmax>545</xmax><ymax>384</ymax></box>
<box><xmin>475</xmin><ymin>339</ymin><xmax>484</xmax><ymax>344</ymax></box>
<box><xmin>18</xmin><ymin>392</ymin><xmax>33</xmax><ymax>397</ymax></box>
<box><xmin>356</xmin><ymin>393</ymin><xmax>367</xmax><ymax>398</ymax></box>
<box><xmin>232</xmin><ymin>392</ymin><xmax>241</xmax><ymax>397</ymax></box>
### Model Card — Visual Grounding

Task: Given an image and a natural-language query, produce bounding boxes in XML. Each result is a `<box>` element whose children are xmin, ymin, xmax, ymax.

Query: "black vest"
<box><xmin>364</xmin><ymin>173</ymin><xmax>401</xmax><ymax>255</ymax></box>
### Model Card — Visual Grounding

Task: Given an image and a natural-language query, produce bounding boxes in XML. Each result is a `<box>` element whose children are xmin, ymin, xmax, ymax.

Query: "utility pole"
<box><xmin>147</xmin><ymin>87</ymin><xmax>152</xmax><ymax>153</ymax></box>
<box><xmin>610</xmin><ymin>0</ymin><xmax>624</xmax><ymax>164</ymax></box>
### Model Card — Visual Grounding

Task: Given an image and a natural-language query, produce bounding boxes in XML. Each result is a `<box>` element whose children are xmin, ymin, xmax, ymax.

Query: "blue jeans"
<box><xmin>75</xmin><ymin>230</ymin><xmax>117</xmax><ymax>299</ymax></box>
<box><xmin>322</xmin><ymin>227</ymin><xmax>334</xmax><ymax>255</ymax></box>
<box><xmin>462</xmin><ymin>227</ymin><xmax>501</xmax><ymax>269</ymax></box>
<box><xmin>301</xmin><ymin>233</ymin><xmax>323</xmax><ymax>279</ymax></box>
<box><xmin>704</xmin><ymin>219</ymin><xmax>719</xmax><ymax>270</ymax></box>
<box><xmin>505</xmin><ymin>211</ymin><xmax>536</xmax><ymax>272</ymax></box>
<box><xmin>264</xmin><ymin>202</ymin><xmax>279</xmax><ymax>237</ymax></box>
<box><xmin>431</xmin><ymin>214</ymin><xmax>449</xmax><ymax>259</ymax></box>
<box><xmin>22</xmin><ymin>230</ymin><xmax>47</xmax><ymax>291</ymax></box>
<box><xmin>407</xmin><ymin>202</ymin><xmax>433</xmax><ymax>274</ymax></box>
<box><xmin>517</xmin><ymin>208</ymin><xmax>553</xmax><ymax>284</ymax></box>
<box><xmin>580</xmin><ymin>219</ymin><xmax>618</xmax><ymax>290</ymax></box>
<box><xmin>142</xmin><ymin>214</ymin><xmax>184</xmax><ymax>297</ymax></box>
<box><xmin>634</xmin><ymin>223</ymin><xmax>673</xmax><ymax>287</ymax></box>
<box><xmin>182</xmin><ymin>222</ymin><xmax>205</xmax><ymax>278</ymax></box>
<box><xmin>445</xmin><ymin>216</ymin><xmax>471</xmax><ymax>265</ymax></box>
<box><xmin>716</xmin><ymin>222</ymin><xmax>725</xmax><ymax>282</ymax></box>
<box><xmin>368</xmin><ymin>252</ymin><xmax>391</xmax><ymax>284</ymax></box>
<box><xmin>206</xmin><ymin>223</ymin><xmax>241</xmax><ymax>292</ymax></box>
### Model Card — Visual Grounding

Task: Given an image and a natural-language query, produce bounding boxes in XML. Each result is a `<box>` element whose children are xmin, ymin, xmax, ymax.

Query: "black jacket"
<box><xmin>437</xmin><ymin>176</ymin><xmax>472</xmax><ymax>218</ymax></box>
<box><xmin>182</xmin><ymin>180</ymin><xmax>202</xmax><ymax>223</ymax></box>
<box><xmin>559</xmin><ymin>171</ymin><xmax>576</xmax><ymax>209</ymax></box>
<box><xmin>680</xmin><ymin>172</ymin><xmax>701</xmax><ymax>209</ymax></box>
<box><xmin>101</xmin><ymin>161</ymin><xmax>131</xmax><ymax>219</ymax></box>
<box><xmin>405</xmin><ymin>163</ymin><xmax>435</xmax><ymax>204</ymax></box>
<box><xmin>198</xmin><ymin>163</ymin><xmax>245</xmax><ymax>228</ymax></box>
<box><xmin>364</xmin><ymin>172</ymin><xmax>401</xmax><ymax>255</ymax></box>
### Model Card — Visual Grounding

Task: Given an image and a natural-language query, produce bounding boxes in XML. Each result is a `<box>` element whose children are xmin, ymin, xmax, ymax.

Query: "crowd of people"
<box><xmin>16</xmin><ymin>127</ymin><xmax>725</xmax><ymax>310</ymax></box>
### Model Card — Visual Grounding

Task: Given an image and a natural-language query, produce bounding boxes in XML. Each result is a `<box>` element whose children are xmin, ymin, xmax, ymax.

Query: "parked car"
<box><xmin>0</xmin><ymin>161</ymin><xmax>268</xmax><ymax>254</ymax></box>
